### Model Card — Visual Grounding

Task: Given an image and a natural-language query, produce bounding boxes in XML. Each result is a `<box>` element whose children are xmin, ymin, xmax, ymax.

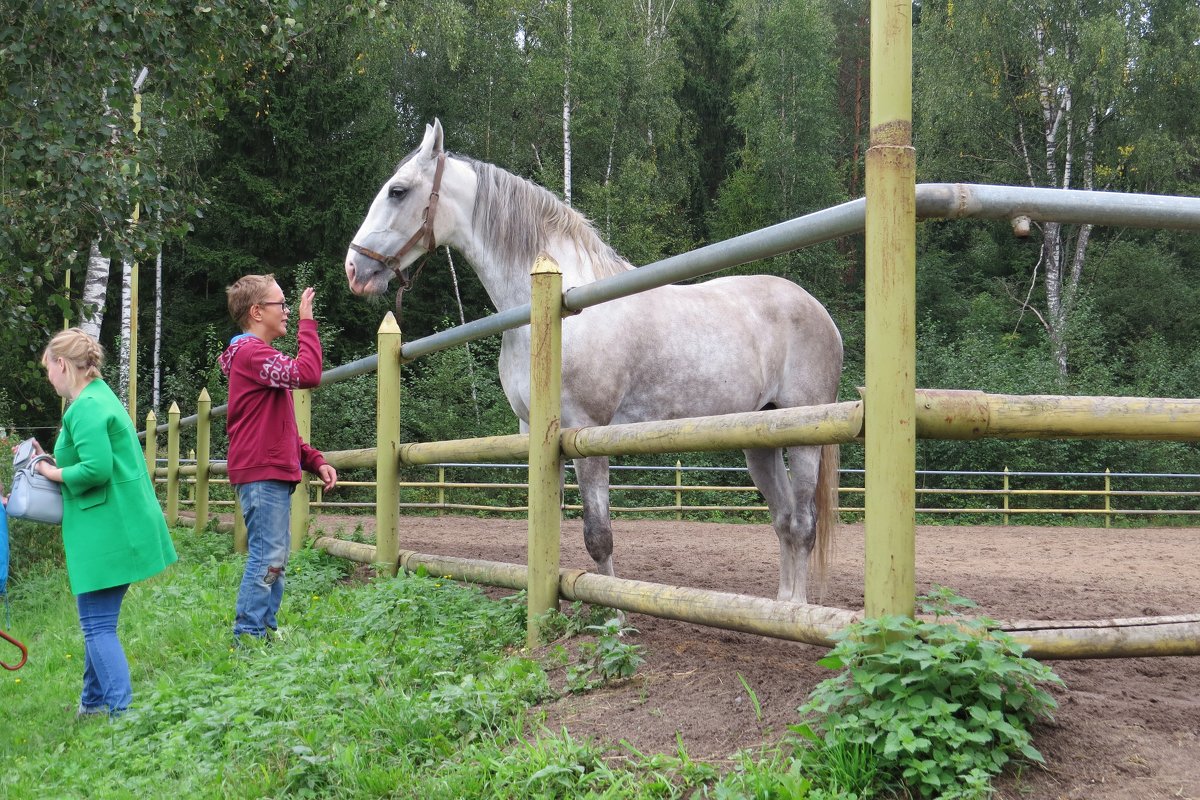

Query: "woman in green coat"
<box><xmin>31</xmin><ymin>328</ymin><xmax>177</xmax><ymax>716</ymax></box>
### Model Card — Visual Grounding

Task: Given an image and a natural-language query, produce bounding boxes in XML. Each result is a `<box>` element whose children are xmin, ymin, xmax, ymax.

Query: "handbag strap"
<box><xmin>27</xmin><ymin>454</ymin><xmax>55</xmax><ymax>470</ymax></box>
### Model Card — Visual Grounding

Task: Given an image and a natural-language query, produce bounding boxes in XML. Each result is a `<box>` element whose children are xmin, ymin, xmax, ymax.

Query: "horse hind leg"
<box><xmin>573</xmin><ymin>456</ymin><xmax>616</xmax><ymax>577</ymax></box>
<box><xmin>744</xmin><ymin>445</ymin><xmax>820</xmax><ymax>604</ymax></box>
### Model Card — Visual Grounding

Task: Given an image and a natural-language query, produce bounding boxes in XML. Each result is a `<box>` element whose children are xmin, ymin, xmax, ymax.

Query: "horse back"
<box><xmin>556</xmin><ymin>274</ymin><xmax>842</xmax><ymax>427</ymax></box>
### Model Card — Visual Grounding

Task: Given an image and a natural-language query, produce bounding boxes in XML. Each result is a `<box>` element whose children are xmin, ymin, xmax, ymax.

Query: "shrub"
<box><xmin>795</xmin><ymin>586</ymin><xmax>1063</xmax><ymax>799</ymax></box>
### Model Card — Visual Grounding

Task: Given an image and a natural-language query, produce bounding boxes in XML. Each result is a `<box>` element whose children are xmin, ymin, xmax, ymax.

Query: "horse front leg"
<box><xmin>573</xmin><ymin>456</ymin><xmax>615</xmax><ymax>577</ymax></box>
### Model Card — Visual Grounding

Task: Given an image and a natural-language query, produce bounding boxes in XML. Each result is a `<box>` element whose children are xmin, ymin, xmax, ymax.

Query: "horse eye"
<box><xmin>389</xmin><ymin>185</ymin><xmax>407</xmax><ymax>200</ymax></box>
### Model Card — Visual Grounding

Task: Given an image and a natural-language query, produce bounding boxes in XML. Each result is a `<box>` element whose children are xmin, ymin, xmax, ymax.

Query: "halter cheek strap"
<box><xmin>349</xmin><ymin>151</ymin><xmax>448</xmax><ymax>289</ymax></box>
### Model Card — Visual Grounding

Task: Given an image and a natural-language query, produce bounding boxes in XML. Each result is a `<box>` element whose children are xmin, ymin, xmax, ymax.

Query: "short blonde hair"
<box><xmin>226</xmin><ymin>274</ymin><xmax>277</xmax><ymax>328</ymax></box>
<box><xmin>43</xmin><ymin>328</ymin><xmax>104</xmax><ymax>381</ymax></box>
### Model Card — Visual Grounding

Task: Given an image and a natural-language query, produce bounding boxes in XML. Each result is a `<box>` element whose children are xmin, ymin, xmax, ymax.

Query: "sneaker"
<box><xmin>75</xmin><ymin>704</ymin><xmax>107</xmax><ymax>721</ymax></box>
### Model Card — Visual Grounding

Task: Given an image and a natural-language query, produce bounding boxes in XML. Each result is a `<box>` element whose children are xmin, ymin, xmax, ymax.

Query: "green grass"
<box><xmin>1</xmin><ymin>530</ymin><xmax>1059</xmax><ymax>799</ymax></box>
<box><xmin>0</xmin><ymin>530</ymin><xmax>764</xmax><ymax>799</ymax></box>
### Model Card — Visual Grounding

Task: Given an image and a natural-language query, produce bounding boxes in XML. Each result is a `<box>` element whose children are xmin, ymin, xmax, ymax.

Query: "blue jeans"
<box><xmin>234</xmin><ymin>480</ymin><xmax>293</xmax><ymax>638</ymax></box>
<box><xmin>77</xmin><ymin>584</ymin><xmax>132</xmax><ymax>714</ymax></box>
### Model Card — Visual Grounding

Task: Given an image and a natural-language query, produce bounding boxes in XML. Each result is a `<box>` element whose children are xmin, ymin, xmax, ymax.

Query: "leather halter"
<box><xmin>348</xmin><ymin>151</ymin><xmax>447</xmax><ymax>294</ymax></box>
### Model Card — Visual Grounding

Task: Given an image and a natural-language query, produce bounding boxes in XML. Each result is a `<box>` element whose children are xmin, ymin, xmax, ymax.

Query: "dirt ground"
<box><xmin>311</xmin><ymin>514</ymin><xmax>1200</xmax><ymax>799</ymax></box>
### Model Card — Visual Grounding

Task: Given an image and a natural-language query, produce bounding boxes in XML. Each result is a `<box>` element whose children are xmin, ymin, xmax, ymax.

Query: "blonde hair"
<box><xmin>226</xmin><ymin>273</ymin><xmax>277</xmax><ymax>328</ymax></box>
<box><xmin>43</xmin><ymin>328</ymin><xmax>104</xmax><ymax>381</ymax></box>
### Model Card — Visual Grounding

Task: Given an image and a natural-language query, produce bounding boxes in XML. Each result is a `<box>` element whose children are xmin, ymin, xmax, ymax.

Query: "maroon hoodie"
<box><xmin>218</xmin><ymin>319</ymin><xmax>328</xmax><ymax>485</ymax></box>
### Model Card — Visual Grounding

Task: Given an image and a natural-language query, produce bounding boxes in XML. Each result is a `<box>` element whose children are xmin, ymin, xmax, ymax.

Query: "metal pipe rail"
<box><xmin>140</xmin><ymin>184</ymin><xmax>1200</xmax><ymax>440</ymax></box>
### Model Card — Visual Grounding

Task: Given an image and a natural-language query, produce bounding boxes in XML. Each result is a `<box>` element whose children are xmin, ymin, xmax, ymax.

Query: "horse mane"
<box><xmin>466</xmin><ymin>157</ymin><xmax>633</xmax><ymax>283</ymax></box>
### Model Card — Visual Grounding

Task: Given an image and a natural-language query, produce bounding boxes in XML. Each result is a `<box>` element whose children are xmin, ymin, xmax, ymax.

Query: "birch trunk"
<box><xmin>1033</xmin><ymin>20</ymin><xmax>1075</xmax><ymax>378</ymax></box>
<box><xmin>79</xmin><ymin>241</ymin><xmax>111</xmax><ymax>340</ymax></box>
<box><xmin>562</xmin><ymin>0</ymin><xmax>573</xmax><ymax>206</ymax></box>
<box><xmin>118</xmin><ymin>259</ymin><xmax>132</xmax><ymax>404</ymax></box>
<box><xmin>152</xmin><ymin>247</ymin><xmax>163</xmax><ymax>412</ymax></box>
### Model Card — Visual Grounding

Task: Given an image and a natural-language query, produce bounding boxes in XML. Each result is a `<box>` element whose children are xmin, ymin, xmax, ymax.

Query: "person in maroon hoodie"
<box><xmin>220</xmin><ymin>275</ymin><xmax>338</xmax><ymax>643</ymax></box>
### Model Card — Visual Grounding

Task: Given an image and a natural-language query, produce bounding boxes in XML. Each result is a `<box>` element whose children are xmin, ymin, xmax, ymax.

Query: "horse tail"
<box><xmin>811</xmin><ymin>442</ymin><xmax>840</xmax><ymax>596</ymax></box>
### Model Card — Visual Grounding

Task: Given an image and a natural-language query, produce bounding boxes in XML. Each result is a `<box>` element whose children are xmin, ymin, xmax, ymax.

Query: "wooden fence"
<box><xmin>165</xmin><ymin>460</ymin><xmax>1200</xmax><ymax>527</ymax></box>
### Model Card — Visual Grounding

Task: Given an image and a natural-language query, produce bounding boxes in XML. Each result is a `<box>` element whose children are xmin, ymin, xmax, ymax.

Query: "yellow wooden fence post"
<box><xmin>863</xmin><ymin>0</ymin><xmax>916</xmax><ymax>620</ymax></box>
<box><xmin>1104</xmin><ymin>468</ymin><xmax>1112</xmax><ymax>529</ymax></box>
<box><xmin>195</xmin><ymin>388</ymin><xmax>211</xmax><ymax>533</ymax></box>
<box><xmin>1003</xmin><ymin>466</ymin><xmax>1011</xmax><ymax>526</ymax></box>
<box><xmin>375</xmin><ymin>313</ymin><xmax>402</xmax><ymax>577</ymax></box>
<box><xmin>143</xmin><ymin>410</ymin><xmax>157</xmax><ymax>483</ymax></box>
<box><xmin>527</xmin><ymin>254</ymin><xmax>564</xmax><ymax>649</ymax></box>
<box><xmin>675</xmin><ymin>460</ymin><xmax>683</xmax><ymax>522</ymax></box>
<box><xmin>290</xmin><ymin>387</ymin><xmax>312</xmax><ymax>551</ymax></box>
<box><xmin>166</xmin><ymin>402</ymin><xmax>180</xmax><ymax>526</ymax></box>
<box><xmin>438</xmin><ymin>465</ymin><xmax>446</xmax><ymax>516</ymax></box>
<box><xmin>187</xmin><ymin>450</ymin><xmax>195</xmax><ymax>505</ymax></box>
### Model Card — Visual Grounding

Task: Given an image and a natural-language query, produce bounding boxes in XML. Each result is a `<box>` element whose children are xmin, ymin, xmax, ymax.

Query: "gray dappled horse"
<box><xmin>345</xmin><ymin>120</ymin><xmax>843</xmax><ymax>603</ymax></box>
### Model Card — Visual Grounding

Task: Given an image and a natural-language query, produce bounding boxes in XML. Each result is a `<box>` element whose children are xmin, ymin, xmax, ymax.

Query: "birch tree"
<box><xmin>79</xmin><ymin>243</ymin><xmax>111</xmax><ymax>340</ymax></box>
<box><xmin>914</xmin><ymin>0</ymin><xmax>1194</xmax><ymax>376</ymax></box>
<box><xmin>563</xmin><ymin>0</ymin><xmax>574</xmax><ymax>205</ymax></box>
<box><xmin>0</xmin><ymin>0</ymin><xmax>408</xmax><ymax>418</ymax></box>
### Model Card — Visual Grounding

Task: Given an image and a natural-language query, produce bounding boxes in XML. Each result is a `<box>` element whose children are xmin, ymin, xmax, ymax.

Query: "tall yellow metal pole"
<box><xmin>864</xmin><ymin>0</ymin><xmax>916</xmax><ymax>619</ymax></box>
<box><xmin>289</xmin><ymin>388</ymin><xmax>311</xmax><ymax>551</ymax></box>
<box><xmin>143</xmin><ymin>410</ymin><xmax>157</xmax><ymax>480</ymax></box>
<box><xmin>527</xmin><ymin>254</ymin><xmax>564</xmax><ymax>649</ymax></box>
<box><xmin>375</xmin><ymin>313</ymin><xmax>402</xmax><ymax>577</ymax></box>
<box><xmin>195</xmin><ymin>388</ymin><xmax>211</xmax><ymax>533</ymax></box>
<box><xmin>166</xmin><ymin>401</ymin><xmax>180</xmax><ymax>527</ymax></box>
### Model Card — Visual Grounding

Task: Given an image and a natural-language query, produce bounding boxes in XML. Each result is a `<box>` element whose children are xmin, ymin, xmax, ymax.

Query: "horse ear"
<box><xmin>418</xmin><ymin>120</ymin><xmax>445</xmax><ymax>159</ymax></box>
<box><xmin>431</xmin><ymin>118</ymin><xmax>445</xmax><ymax>155</ymax></box>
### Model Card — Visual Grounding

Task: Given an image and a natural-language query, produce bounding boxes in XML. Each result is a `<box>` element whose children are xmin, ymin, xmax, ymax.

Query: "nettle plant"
<box><xmin>795</xmin><ymin>586</ymin><xmax>1064</xmax><ymax>800</ymax></box>
<box><xmin>566</xmin><ymin>617</ymin><xmax>646</xmax><ymax>694</ymax></box>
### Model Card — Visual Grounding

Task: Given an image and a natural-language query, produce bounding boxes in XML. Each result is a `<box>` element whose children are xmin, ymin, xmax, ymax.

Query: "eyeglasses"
<box><xmin>258</xmin><ymin>301</ymin><xmax>289</xmax><ymax>313</ymax></box>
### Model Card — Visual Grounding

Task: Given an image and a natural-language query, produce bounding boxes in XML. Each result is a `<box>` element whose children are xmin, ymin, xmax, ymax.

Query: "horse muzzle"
<box><xmin>345</xmin><ymin>251</ymin><xmax>387</xmax><ymax>297</ymax></box>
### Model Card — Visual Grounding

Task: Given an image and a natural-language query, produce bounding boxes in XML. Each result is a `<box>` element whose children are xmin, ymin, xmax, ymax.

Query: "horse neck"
<box><xmin>455</xmin><ymin>235</ymin><xmax>603</xmax><ymax>313</ymax></box>
<box><xmin>454</xmin><ymin>160</ymin><xmax>631</xmax><ymax>313</ymax></box>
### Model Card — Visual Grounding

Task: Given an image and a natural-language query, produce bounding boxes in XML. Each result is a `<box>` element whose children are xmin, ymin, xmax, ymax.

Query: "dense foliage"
<box><xmin>3</xmin><ymin>0</ymin><xmax>1198</xmax><ymax>481</ymax></box>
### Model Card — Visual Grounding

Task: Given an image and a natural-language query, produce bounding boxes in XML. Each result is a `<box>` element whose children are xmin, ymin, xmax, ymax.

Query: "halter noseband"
<box><xmin>348</xmin><ymin>151</ymin><xmax>448</xmax><ymax>294</ymax></box>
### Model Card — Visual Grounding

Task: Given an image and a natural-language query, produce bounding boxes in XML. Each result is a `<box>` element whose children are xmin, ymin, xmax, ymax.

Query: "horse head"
<box><xmin>345</xmin><ymin>119</ymin><xmax>463</xmax><ymax>298</ymax></box>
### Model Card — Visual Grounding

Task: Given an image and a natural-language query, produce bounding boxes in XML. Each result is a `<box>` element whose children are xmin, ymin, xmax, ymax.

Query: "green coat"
<box><xmin>54</xmin><ymin>379</ymin><xmax>177</xmax><ymax>595</ymax></box>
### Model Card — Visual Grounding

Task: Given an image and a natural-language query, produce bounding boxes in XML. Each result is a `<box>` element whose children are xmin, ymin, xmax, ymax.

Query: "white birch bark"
<box><xmin>1034</xmin><ymin>20</ymin><xmax>1075</xmax><ymax>377</ymax></box>
<box><xmin>118</xmin><ymin>259</ymin><xmax>132</xmax><ymax>404</ymax></box>
<box><xmin>152</xmin><ymin>247</ymin><xmax>163</xmax><ymax>412</ymax></box>
<box><xmin>79</xmin><ymin>241</ymin><xmax>111</xmax><ymax>340</ymax></box>
<box><xmin>562</xmin><ymin>0</ymin><xmax>573</xmax><ymax>206</ymax></box>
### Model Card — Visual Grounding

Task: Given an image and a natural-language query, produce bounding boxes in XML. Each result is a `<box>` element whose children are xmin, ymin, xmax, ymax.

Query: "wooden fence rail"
<box><xmin>161</xmin><ymin>461</ymin><xmax>1200</xmax><ymax>528</ymax></box>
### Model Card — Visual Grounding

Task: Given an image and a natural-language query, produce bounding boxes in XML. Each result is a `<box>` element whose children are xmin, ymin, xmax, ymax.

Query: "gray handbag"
<box><xmin>7</xmin><ymin>439</ymin><xmax>63</xmax><ymax>525</ymax></box>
